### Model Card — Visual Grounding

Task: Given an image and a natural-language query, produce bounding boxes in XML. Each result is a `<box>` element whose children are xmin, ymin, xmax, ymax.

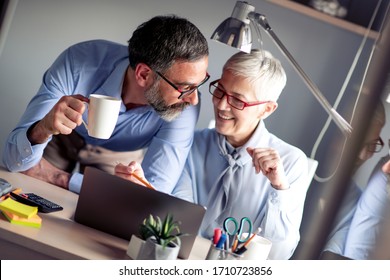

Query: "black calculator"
<box><xmin>10</xmin><ymin>192</ymin><xmax>63</xmax><ymax>213</ymax></box>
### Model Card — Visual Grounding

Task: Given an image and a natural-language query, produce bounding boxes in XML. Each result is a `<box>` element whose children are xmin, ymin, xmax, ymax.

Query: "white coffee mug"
<box><xmin>241</xmin><ymin>234</ymin><xmax>272</xmax><ymax>260</ymax></box>
<box><xmin>82</xmin><ymin>94</ymin><xmax>121</xmax><ymax>139</ymax></box>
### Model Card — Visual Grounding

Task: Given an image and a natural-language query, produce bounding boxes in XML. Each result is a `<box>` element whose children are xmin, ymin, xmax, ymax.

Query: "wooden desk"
<box><xmin>0</xmin><ymin>168</ymin><xmax>210</xmax><ymax>260</ymax></box>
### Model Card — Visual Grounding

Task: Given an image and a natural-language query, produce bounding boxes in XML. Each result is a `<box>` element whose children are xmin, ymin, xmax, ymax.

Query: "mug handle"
<box><xmin>81</xmin><ymin>101</ymin><xmax>89</xmax><ymax>132</ymax></box>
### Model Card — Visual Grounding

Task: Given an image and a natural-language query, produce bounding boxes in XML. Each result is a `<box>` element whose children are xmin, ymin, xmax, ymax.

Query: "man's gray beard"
<box><xmin>145</xmin><ymin>81</ymin><xmax>190</xmax><ymax>122</ymax></box>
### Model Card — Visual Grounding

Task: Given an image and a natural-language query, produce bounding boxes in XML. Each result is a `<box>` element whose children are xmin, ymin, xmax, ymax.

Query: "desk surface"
<box><xmin>0</xmin><ymin>168</ymin><xmax>210</xmax><ymax>260</ymax></box>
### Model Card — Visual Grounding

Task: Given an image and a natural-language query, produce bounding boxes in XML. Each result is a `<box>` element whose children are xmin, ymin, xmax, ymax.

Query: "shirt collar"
<box><xmin>98</xmin><ymin>58</ymin><xmax>129</xmax><ymax>100</ymax></box>
<box><xmin>221</xmin><ymin>121</ymin><xmax>270</xmax><ymax>164</ymax></box>
<box><xmin>242</xmin><ymin>121</ymin><xmax>270</xmax><ymax>150</ymax></box>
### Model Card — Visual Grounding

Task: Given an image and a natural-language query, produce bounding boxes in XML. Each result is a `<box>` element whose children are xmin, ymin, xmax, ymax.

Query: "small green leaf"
<box><xmin>138</xmin><ymin>213</ymin><xmax>187</xmax><ymax>250</ymax></box>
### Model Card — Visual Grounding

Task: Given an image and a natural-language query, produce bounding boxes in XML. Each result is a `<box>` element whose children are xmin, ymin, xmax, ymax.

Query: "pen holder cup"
<box><xmin>240</xmin><ymin>233</ymin><xmax>272</xmax><ymax>260</ymax></box>
<box><xmin>205</xmin><ymin>244</ymin><xmax>243</xmax><ymax>260</ymax></box>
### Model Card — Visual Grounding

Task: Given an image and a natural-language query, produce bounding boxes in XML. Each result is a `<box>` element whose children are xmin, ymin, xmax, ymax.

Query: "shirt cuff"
<box><xmin>269</xmin><ymin>187</ymin><xmax>294</xmax><ymax>211</ymax></box>
<box><xmin>68</xmin><ymin>172</ymin><xmax>84</xmax><ymax>194</ymax></box>
<box><xmin>17</xmin><ymin>127</ymin><xmax>51</xmax><ymax>159</ymax></box>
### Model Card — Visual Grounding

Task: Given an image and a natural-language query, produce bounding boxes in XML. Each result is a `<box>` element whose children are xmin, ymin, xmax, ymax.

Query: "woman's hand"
<box><xmin>246</xmin><ymin>147</ymin><xmax>289</xmax><ymax>190</ymax></box>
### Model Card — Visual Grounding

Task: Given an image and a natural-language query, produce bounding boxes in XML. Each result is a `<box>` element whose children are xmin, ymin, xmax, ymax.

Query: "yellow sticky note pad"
<box><xmin>2</xmin><ymin>210</ymin><xmax>42</xmax><ymax>228</ymax></box>
<box><xmin>0</xmin><ymin>198</ymin><xmax>38</xmax><ymax>218</ymax></box>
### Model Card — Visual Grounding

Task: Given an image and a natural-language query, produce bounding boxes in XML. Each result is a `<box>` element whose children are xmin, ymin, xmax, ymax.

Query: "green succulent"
<box><xmin>139</xmin><ymin>213</ymin><xmax>186</xmax><ymax>249</ymax></box>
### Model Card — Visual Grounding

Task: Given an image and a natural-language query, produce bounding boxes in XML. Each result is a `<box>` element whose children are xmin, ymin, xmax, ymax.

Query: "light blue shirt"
<box><xmin>2</xmin><ymin>40</ymin><xmax>200</xmax><ymax>194</ymax></box>
<box><xmin>344</xmin><ymin>156</ymin><xmax>390</xmax><ymax>259</ymax></box>
<box><xmin>173</xmin><ymin>121</ymin><xmax>309</xmax><ymax>260</ymax></box>
<box><xmin>322</xmin><ymin>180</ymin><xmax>362</xmax><ymax>256</ymax></box>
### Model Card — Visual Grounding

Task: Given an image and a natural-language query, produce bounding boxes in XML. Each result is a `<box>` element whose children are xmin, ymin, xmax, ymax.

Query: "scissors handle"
<box><xmin>223</xmin><ymin>217</ymin><xmax>253</xmax><ymax>243</ymax></box>
<box><xmin>238</xmin><ymin>217</ymin><xmax>253</xmax><ymax>242</ymax></box>
<box><xmin>223</xmin><ymin>217</ymin><xmax>238</xmax><ymax>235</ymax></box>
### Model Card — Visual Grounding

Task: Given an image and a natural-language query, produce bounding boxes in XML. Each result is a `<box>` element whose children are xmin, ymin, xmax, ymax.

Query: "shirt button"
<box><xmin>271</xmin><ymin>191</ymin><xmax>278</xmax><ymax>198</ymax></box>
<box><xmin>17</xmin><ymin>162</ymin><xmax>22</xmax><ymax>167</ymax></box>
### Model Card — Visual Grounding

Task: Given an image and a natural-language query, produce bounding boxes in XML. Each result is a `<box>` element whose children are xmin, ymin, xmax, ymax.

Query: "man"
<box><xmin>343</xmin><ymin>153</ymin><xmax>390</xmax><ymax>259</ymax></box>
<box><xmin>170</xmin><ymin>50</ymin><xmax>309</xmax><ymax>260</ymax></box>
<box><xmin>321</xmin><ymin>101</ymin><xmax>386</xmax><ymax>259</ymax></box>
<box><xmin>2</xmin><ymin>15</ymin><xmax>209</xmax><ymax>194</ymax></box>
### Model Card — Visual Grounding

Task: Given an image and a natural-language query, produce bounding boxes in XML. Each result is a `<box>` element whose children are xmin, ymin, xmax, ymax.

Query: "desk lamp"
<box><xmin>211</xmin><ymin>1</ymin><xmax>352</xmax><ymax>136</ymax></box>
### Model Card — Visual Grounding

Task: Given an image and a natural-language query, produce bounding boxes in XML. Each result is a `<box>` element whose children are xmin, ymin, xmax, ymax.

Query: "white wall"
<box><xmin>0</xmin><ymin>0</ymin><xmax>234</xmax><ymax>159</ymax></box>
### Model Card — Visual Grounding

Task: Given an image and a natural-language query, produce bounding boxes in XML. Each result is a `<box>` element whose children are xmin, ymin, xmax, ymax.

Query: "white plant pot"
<box><xmin>137</xmin><ymin>237</ymin><xmax>180</xmax><ymax>260</ymax></box>
<box><xmin>126</xmin><ymin>235</ymin><xmax>146</xmax><ymax>260</ymax></box>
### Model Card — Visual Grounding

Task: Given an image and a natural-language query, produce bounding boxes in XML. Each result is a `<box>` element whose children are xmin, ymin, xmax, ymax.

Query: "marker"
<box><xmin>213</xmin><ymin>228</ymin><xmax>222</xmax><ymax>245</ymax></box>
<box><xmin>235</xmin><ymin>245</ymin><xmax>247</xmax><ymax>255</ymax></box>
<box><xmin>216</xmin><ymin>233</ymin><xmax>227</xmax><ymax>249</ymax></box>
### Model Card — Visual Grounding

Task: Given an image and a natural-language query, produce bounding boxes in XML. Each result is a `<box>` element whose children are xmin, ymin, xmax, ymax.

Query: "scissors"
<box><xmin>223</xmin><ymin>217</ymin><xmax>253</xmax><ymax>243</ymax></box>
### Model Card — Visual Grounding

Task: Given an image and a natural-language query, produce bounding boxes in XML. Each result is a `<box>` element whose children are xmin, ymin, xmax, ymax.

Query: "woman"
<box><xmin>172</xmin><ymin>50</ymin><xmax>309</xmax><ymax>260</ymax></box>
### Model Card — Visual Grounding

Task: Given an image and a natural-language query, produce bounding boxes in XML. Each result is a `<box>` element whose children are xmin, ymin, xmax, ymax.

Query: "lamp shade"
<box><xmin>211</xmin><ymin>17</ymin><xmax>252</xmax><ymax>53</ymax></box>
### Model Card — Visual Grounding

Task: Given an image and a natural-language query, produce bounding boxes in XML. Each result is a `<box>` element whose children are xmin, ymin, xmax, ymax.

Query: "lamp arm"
<box><xmin>249</xmin><ymin>13</ymin><xmax>352</xmax><ymax>136</ymax></box>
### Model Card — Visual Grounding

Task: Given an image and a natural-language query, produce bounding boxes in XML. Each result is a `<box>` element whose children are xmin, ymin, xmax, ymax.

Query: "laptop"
<box><xmin>74</xmin><ymin>167</ymin><xmax>206</xmax><ymax>259</ymax></box>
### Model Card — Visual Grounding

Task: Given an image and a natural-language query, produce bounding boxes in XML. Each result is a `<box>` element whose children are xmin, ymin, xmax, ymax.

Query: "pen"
<box><xmin>234</xmin><ymin>227</ymin><xmax>262</xmax><ymax>254</ymax></box>
<box><xmin>231</xmin><ymin>234</ymin><xmax>239</xmax><ymax>252</ymax></box>
<box><xmin>225</xmin><ymin>233</ymin><xmax>230</xmax><ymax>251</ymax></box>
<box><xmin>130</xmin><ymin>172</ymin><xmax>155</xmax><ymax>190</ymax></box>
<box><xmin>115</xmin><ymin>161</ymin><xmax>155</xmax><ymax>190</ymax></box>
<box><xmin>242</xmin><ymin>227</ymin><xmax>262</xmax><ymax>248</ymax></box>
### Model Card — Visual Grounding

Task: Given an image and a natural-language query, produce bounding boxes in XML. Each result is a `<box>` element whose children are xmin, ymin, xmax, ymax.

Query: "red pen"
<box><xmin>213</xmin><ymin>228</ymin><xmax>222</xmax><ymax>245</ymax></box>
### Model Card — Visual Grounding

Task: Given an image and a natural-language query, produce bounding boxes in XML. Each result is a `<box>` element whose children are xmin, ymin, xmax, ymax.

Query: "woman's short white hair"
<box><xmin>222</xmin><ymin>49</ymin><xmax>287</xmax><ymax>102</ymax></box>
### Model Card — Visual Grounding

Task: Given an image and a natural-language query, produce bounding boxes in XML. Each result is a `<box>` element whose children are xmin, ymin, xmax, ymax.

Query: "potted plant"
<box><xmin>136</xmin><ymin>213</ymin><xmax>186</xmax><ymax>260</ymax></box>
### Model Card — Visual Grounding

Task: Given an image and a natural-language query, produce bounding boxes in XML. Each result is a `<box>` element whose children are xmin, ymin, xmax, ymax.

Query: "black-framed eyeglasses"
<box><xmin>209</xmin><ymin>79</ymin><xmax>271</xmax><ymax>110</ymax></box>
<box><xmin>366</xmin><ymin>137</ymin><xmax>384</xmax><ymax>153</ymax></box>
<box><xmin>155</xmin><ymin>71</ymin><xmax>210</xmax><ymax>99</ymax></box>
